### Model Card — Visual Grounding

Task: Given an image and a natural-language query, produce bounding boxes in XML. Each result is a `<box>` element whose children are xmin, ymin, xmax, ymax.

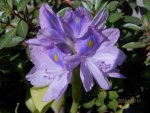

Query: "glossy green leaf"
<box><xmin>95</xmin><ymin>0</ymin><xmax>102</xmax><ymax>12</ymax></box>
<box><xmin>17</xmin><ymin>20</ymin><xmax>28</xmax><ymax>38</ymax></box>
<box><xmin>98</xmin><ymin>90</ymin><xmax>107</xmax><ymax>100</ymax></box>
<box><xmin>123</xmin><ymin>23</ymin><xmax>142</xmax><ymax>31</ymax></box>
<box><xmin>107</xmin><ymin>99</ymin><xmax>118</xmax><ymax>110</ymax></box>
<box><xmin>0</xmin><ymin>29</ymin><xmax>16</xmax><ymax>50</ymax></box>
<box><xmin>30</xmin><ymin>87</ymin><xmax>52</xmax><ymax>113</ymax></box>
<box><xmin>108</xmin><ymin>91</ymin><xmax>119</xmax><ymax>100</ymax></box>
<box><xmin>123</xmin><ymin>16</ymin><xmax>141</xmax><ymax>25</ymax></box>
<box><xmin>57</xmin><ymin>7</ymin><xmax>71</xmax><ymax>17</ymax></box>
<box><xmin>97</xmin><ymin>105</ymin><xmax>107</xmax><ymax>113</ymax></box>
<box><xmin>17</xmin><ymin>0</ymin><xmax>30</xmax><ymax>12</ymax></box>
<box><xmin>143</xmin><ymin>0</ymin><xmax>150</xmax><ymax>10</ymax></box>
<box><xmin>107</xmin><ymin>1</ymin><xmax>118</xmax><ymax>12</ymax></box>
<box><xmin>122</xmin><ymin>42</ymin><xmax>146</xmax><ymax>49</ymax></box>
<box><xmin>82</xmin><ymin>1</ymin><xmax>93</xmax><ymax>13</ymax></box>
<box><xmin>82</xmin><ymin>98</ymin><xmax>96</xmax><ymax>108</ymax></box>
<box><xmin>5</xmin><ymin>36</ymin><xmax>24</xmax><ymax>47</ymax></box>
<box><xmin>95</xmin><ymin>98</ymin><xmax>104</xmax><ymax>106</ymax></box>
<box><xmin>108</xmin><ymin>13</ymin><xmax>123</xmax><ymax>23</ymax></box>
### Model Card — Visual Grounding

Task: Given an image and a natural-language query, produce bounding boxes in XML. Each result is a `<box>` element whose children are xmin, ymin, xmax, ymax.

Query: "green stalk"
<box><xmin>70</xmin><ymin>67</ymin><xmax>83</xmax><ymax>113</ymax></box>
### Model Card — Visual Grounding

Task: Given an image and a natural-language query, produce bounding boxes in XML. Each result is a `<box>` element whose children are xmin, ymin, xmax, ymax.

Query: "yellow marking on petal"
<box><xmin>75</xmin><ymin>16</ymin><xmax>80</xmax><ymax>23</ymax></box>
<box><xmin>54</xmin><ymin>53</ymin><xmax>59</xmax><ymax>62</ymax></box>
<box><xmin>88</xmin><ymin>39</ymin><xmax>94</xmax><ymax>48</ymax></box>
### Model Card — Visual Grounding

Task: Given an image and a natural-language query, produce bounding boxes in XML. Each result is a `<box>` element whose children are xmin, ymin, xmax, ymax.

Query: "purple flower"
<box><xmin>26</xmin><ymin>45</ymin><xmax>72</xmax><ymax>101</ymax></box>
<box><xmin>63</xmin><ymin>7</ymin><xmax>108</xmax><ymax>38</ymax></box>
<box><xmin>72</xmin><ymin>29</ymin><xmax>126</xmax><ymax>91</ymax></box>
<box><xmin>26</xmin><ymin>3</ymin><xmax>126</xmax><ymax>102</ymax></box>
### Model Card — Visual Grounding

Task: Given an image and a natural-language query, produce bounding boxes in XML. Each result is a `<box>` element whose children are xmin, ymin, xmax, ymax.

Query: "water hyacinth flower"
<box><xmin>26</xmin><ymin>3</ymin><xmax>126</xmax><ymax>102</ymax></box>
<box><xmin>26</xmin><ymin>45</ymin><xmax>72</xmax><ymax>101</ymax></box>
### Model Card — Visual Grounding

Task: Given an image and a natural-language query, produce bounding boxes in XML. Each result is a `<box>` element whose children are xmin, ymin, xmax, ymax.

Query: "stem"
<box><xmin>0</xmin><ymin>21</ymin><xmax>16</xmax><ymax>28</ymax></box>
<box><xmin>70</xmin><ymin>67</ymin><xmax>83</xmax><ymax>113</ymax></box>
<box><xmin>70</xmin><ymin>101</ymin><xmax>79</xmax><ymax>113</ymax></box>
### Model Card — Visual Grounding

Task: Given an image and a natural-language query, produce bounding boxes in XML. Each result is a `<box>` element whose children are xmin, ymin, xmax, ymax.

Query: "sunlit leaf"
<box><xmin>0</xmin><ymin>29</ymin><xmax>16</xmax><ymax>50</ymax></box>
<box><xmin>30</xmin><ymin>87</ymin><xmax>52</xmax><ymax>113</ymax></box>
<box><xmin>122</xmin><ymin>42</ymin><xmax>146</xmax><ymax>49</ymax></box>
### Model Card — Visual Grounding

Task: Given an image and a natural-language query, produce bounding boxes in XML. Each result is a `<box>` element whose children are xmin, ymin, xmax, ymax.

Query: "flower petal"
<box><xmin>74</xmin><ymin>27</ymin><xmax>104</xmax><ymax>56</ymax></box>
<box><xmin>39</xmin><ymin>3</ymin><xmax>65</xmax><ymax>36</ymax></box>
<box><xmin>91</xmin><ymin>9</ymin><xmax>108</xmax><ymax>30</ymax></box>
<box><xmin>63</xmin><ymin>7</ymin><xmax>92</xmax><ymax>38</ymax></box>
<box><xmin>86</xmin><ymin>59</ymin><xmax>111</xmax><ymax>90</ymax></box>
<box><xmin>64</xmin><ymin>54</ymin><xmax>81</xmax><ymax>70</ymax></box>
<box><xmin>43</xmin><ymin>71</ymin><xmax>71</xmax><ymax>101</ymax></box>
<box><xmin>107</xmin><ymin>72</ymin><xmax>126</xmax><ymax>78</ymax></box>
<box><xmin>80</xmin><ymin>61</ymin><xmax>94</xmax><ymax>92</ymax></box>
<box><xmin>102</xmin><ymin>28</ymin><xmax>120</xmax><ymax>46</ymax></box>
<box><xmin>93</xmin><ymin>46</ymin><xmax>126</xmax><ymax>72</ymax></box>
<box><xmin>26</xmin><ymin>66</ymin><xmax>53</xmax><ymax>87</ymax></box>
<box><xmin>29</xmin><ymin>45</ymin><xmax>63</xmax><ymax>72</ymax></box>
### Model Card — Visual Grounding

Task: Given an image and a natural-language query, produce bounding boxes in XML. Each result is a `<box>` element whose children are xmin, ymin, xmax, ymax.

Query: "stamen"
<box><xmin>75</xmin><ymin>16</ymin><xmax>80</xmax><ymax>23</ymax></box>
<box><xmin>54</xmin><ymin>53</ymin><xmax>59</xmax><ymax>62</ymax></box>
<box><xmin>88</xmin><ymin>39</ymin><xmax>93</xmax><ymax>48</ymax></box>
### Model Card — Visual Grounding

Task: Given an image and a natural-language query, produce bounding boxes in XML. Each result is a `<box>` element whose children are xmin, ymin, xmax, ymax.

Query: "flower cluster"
<box><xmin>26</xmin><ymin>3</ymin><xmax>126</xmax><ymax>102</ymax></box>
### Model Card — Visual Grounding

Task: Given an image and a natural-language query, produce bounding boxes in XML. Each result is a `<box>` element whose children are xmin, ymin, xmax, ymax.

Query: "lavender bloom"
<box><xmin>63</xmin><ymin>7</ymin><xmax>108</xmax><ymax>38</ymax></box>
<box><xmin>63</xmin><ymin>6</ymin><xmax>126</xmax><ymax>91</ymax></box>
<box><xmin>26</xmin><ymin>3</ymin><xmax>126</xmax><ymax>102</ymax></box>
<box><xmin>73</xmin><ymin>28</ymin><xmax>126</xmax><ymax>91</ymax></box>
<box><xmin>27</xmin><ymin>3</ymin><xmax>74</xmax><ymax>49</ymax></box>
<box><xmin>26</xmin><ymin>45</ymin><xmax>72</xmax><ymax>101</ymax></box>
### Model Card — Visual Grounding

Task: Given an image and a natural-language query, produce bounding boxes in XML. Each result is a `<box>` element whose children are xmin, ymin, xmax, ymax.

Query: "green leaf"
<box><xmin>116</xmin><ymin>104</ymin><xmax>129</xmax><ymax>113</ymax></box>
<box><xmin>17</xmin><ymin>20</ymin><xmax>28</xmax><ymax>38</ymax></box>
<box><xmin>95</xmin><ymin>98</ymin><xmax>104</xmax><ymax>106</ymax></box>
<box><xmin>98</xmin><ymin>90</ymin><xmax>107</xmax><ymax>100</ymax></box>
<box><xmin>7</xmin><ymin>0</ymin><xmax>12</xmax><ymax>8</ymax></box>
<box><xmin>97</xmin><ymin>105</ymin><xmax>107</xmax><ymax>113</ymax></box>
<box><xmin>51</xmin><ymin>96</ymin><xmax>65</xmax><ymax>113</ymax></box>
<box><xmin>142</xmin><ymin>15</ymin><xmax>149</xmax><ymax>27</ymax></box>
<box><xmin>122</xmin><ymin>42</ymin><xmax>146</xmax><ymax>49</ymax></box>
<box><xmin>0</xmin><ymin>29</ymin><xmax>16</xmax><ymax>50</ymax></box>
<box><xmin>17</xmin><ymin>0</ymin><xmax>30</xmax><ymax>12</ymax></box>
<box><xmin>25</xmin><ymin>97</ymin><xmax>37</xmax><ymax>113</ymax></box>
<box><xmin>143</xmin><ymin>0</ymin><xmax>150</xmax><ymax>10</ymax></box>
<box><xmin>95</xmin><ymin>0</ymin><xmax>102</xmax><ymax>12</ymax></box>
<box><xmin>71</xmin><ymin>1</ymin><xmax>81</xmax><ymax>8</ymax></box>
<box><xmin>108</xmin><ymin>13</ymin><xmax>123</xmax><ymax>23</ymax></box>
<box><xmin>5</xmin><ymin>36</ymin><xmax>24</xmax><ymax>47</ymax></box>
<box><xmin>30</xmin><ymin>87</ymin><xmax>52</xmax><ymax>113</ymax></box>
<box><xmin>123</xmin><ymin>16</ymin><xmax>141</xmax><ymax>25</ymax></box>
<box><xmin>57</xmin><ymin>7</ymin><xmax>71</xmax><ymax>17</ymax></box>
<box><xmin>107</xmin><ymin>1</ymin><xmax>118</xmax><ymax>12</ymax></box>
<box><xmin>107</xmin><ymin>99</ymin><xmax>118</xmax><ymax>110</ymax></box>
<box><xmin>123</xmin><ymin>23</ymin><xmax>143</xmax><ymax>31</ymax></box>
<box><xmin>82</xmin><ymin>1</ymin><xmax>93</xmax><ymax>13</ymax></box>
<box><xmin>108</xmin><ymin>91</ymin><xmax>119</xmax><ymax>100</ymax></box>
<box><xmin>82</xmin><ymin>98</ymin><xmax>96</xmax><ymax>108</ymax></box>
